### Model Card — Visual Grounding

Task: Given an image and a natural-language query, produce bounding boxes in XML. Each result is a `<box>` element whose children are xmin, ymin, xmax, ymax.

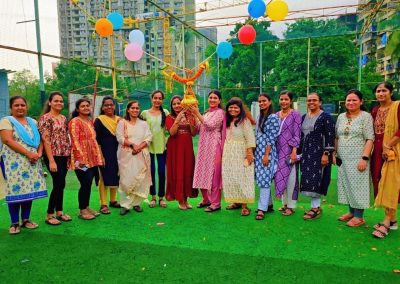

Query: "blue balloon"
<box><xmin>248</xmin><ymin>0</ymin><xmax>266</xmax><ymax>19</ymax></box>
<box><xmin>107</xmin><ymin>12</ymin><xmax>124</xmax><ymax>30</ymax></box>
<box><xmin>216</xmin><ymin>41</ymin><xmax>233</xmax><ymax>59</ymax></box>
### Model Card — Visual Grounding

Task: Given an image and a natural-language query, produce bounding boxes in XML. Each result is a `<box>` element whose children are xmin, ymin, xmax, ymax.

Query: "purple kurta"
<box><xmin>274</xmin><ymin>110</ymin><xmax>302</xmax><ymax>198</ymax></box>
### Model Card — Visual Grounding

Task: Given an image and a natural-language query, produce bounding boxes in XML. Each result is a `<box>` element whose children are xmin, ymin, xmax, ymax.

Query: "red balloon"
<box><xmin>238</xmin><ymin>25</ymin><xmax>256</xmax><ymax>45</ymax></box>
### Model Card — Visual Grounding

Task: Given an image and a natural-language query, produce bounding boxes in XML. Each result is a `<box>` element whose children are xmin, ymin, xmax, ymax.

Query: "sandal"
<box><xmin>372</xmin><ymin>223</ymin><xmax>390</xmax><ymax>238</ymax></box>
<box><xmin>278</xmin><ymin>205</ymin><xmax>287</xmax><ymax>212</ymax></box>
<box><xmin>21</xmin><ymin>220</ymin><xmax>39</xmax><ymax>229</ymax></box>
<box><xmin>204</xmin><ymin>206</ymin><xmax>221</xmax><ymax>212</ymax></box>
<box><xmin>87</xmin><ymin>208</ymin><xmax>100</xmax><ymax>217</ymax></box>
<box><xmin>9</xmin><ymin>223</ymin><xmax>20</xmax><ymax>235</ymax></box>
<box><xmin>133</xmin><ymin>206</ymin><xmax>143</xmax><ymax>213</ymax></box>
<box><xmin>255</xmin><ymin>210</ymin><xmax>265</xmax><ymax>220</ymax></box>
<box><xmin>282</xmin><ymin>208</ymin><xmax>295</xmax><ymax>216</ymax></box>
<box><xmin>56</xmin><ymin>214</ymin><xmax>72</xmax><ymax>222</ymax></box>
<box><xmin>159</xmin><ymin>199</ymin><xmax>167</xmax><ymax>208</ymax></box>
<box><xmin>45</xmin><ymin>216</ymin><xmax>62</xmax><ymax>226</ymax></box>
<box><xmin>149</xmin><ymin>199</ymin><xmax>157</xmax><ymax>208</ymax></box>
<box><xmin>109</xmin><ymin>201</ymin><xmax>121</xmax><ymax>208</ymax></box>
<box><xmin>241</xmin><ymin>207</ymin><xmax>251</xmax><ymax>216</ymax></box>
<box><xmin>185</xmin><ymin>203</ymin><xmax>193</xmax><ymax>209</ymax></box>
<box><xmin>179</xmin><ymin>204</ymin><xmax>187</xmax><ymax>210</ymax></box>
<box><xmin>197</xmin><ymin>202</ymin><xmax>211</xmax><ymax>208</ymax></box>
<box><xmin>390</xmin><ymin>221</ymin><xmax>398</xmax><ymax>230</ymax></box>
<box><xmin>346</xmin><ymin>217</ymin><xmax>365</xmax><ymax>227</ymax></box>
<box><xmin>226</xmin><ymin>203</ymin><xmax>242</xmax><ymax>210</ymax></box>
<box><xmin>100</xmin><ymin>205</ymin><xmax>111</xmax><ymax>215</ymax></box>
<box><xmin>303</xmin><ymin>208</ymin><xmax>322</xmax><ymax>220</ymax></box>
<box><xmin>338</xmin><ymin>213</ymin><xmax>354</xmax><ymax>222</ymax></box>
<box><xmin>78</xmin><ymin>213</ymin><xmax>95</xmax><ymax>220</ymax></box>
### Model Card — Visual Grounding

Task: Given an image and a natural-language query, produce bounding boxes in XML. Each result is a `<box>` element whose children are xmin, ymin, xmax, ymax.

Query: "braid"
<box><xmin>160</xmin><ymin>105</ymin><xmax>166</xmax><ymax>128</ymax></box>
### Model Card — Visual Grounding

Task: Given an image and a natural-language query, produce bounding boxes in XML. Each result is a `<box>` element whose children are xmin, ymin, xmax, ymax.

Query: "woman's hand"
<box><xmin>176</xmin><ymin>110</ymin><xmax>186</xmax><ymax>123</ymax></box>
<box><xmin>357</xmin><ymin>159</ymin><xmax>367</xmax><ymax>172</ymax></box>
<box><xmin>321</xmin><ymin>154</ymin><xmax>329</xmax><ymax>166</ymax></box>
<box><xmin>290</xmin><ymin>151</ymin><xmax>297</xmax><ymax>163</ymax></box>
<box><xmin>49</xmin><ymin>160</ymin><xmax>58</xmax><ymax>172</ymax></box>
<box><xmin>262</xmin><ymin>153</ymin><xmax>269</xmax><ymax>166</ymax></box>
<box><xmin>246</xmin><ymin>152</ymin><xmax>254</xmax><ymax>165</ymax></box>
<box><xmin>382</xmin><ymin>147</ymin><xmax>390</xmax><ymax>160</ymax></box>
<box><xmin>26</xmin><ymin>151</ymin><xmax>39</xmax><ymax>164</ymax></box>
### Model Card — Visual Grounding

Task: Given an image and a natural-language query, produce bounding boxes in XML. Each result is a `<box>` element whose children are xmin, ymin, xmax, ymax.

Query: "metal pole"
<box><xmin>357</xmin><ymin>39</ymin><xmax>362</xmax><ymax>90</ymax></box>
<box><xmin>307</xmin><ymin>37</ymin><xmax>311</xmax><ymax>95</ymax></box>
<box><xmin>34</xmin><ymin>0</ymin><xmax>45</xmax><ymax>104</ymax></box>
<box><xmin>217</xmin><ymin>56</ymin><xmax>220</xmax><ymax>89</ymax></box>
<box><xmin>259</xmin><ymin>42</ymin><xmax>262</xmax><ymax>94</ymax></box>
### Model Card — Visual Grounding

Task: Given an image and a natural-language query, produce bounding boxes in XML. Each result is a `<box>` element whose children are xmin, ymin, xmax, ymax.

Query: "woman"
<box><xmin>165</xmin><ymin>96</ymin><xmax>198</xmax><ymax>210</ymax></box>
<box><xmin>191</xmin><ymin>90</ymin><xmax>225</xmax><ymax>212</ymax></box>
<box><xmin>94</xmin><ymin>96</ymin><xmax>121</xmax><ymax>214</ymax></box>
<box><xmin>117</xmin><ymin>101</ymin><xmax>152</xmax><ymax>215</ymax></box>
<box><xmin>334</xmin><ymin>89</ymin><xmax>374</xmax><ymax>227</ymax></box>
<box><xmin>69</xmin><ymin>98</ymin><xmax>104</xmax><ymax>220</ymax></box>
<box><xmin>222</xmin><ymin>98</ymin><xmax>256</xmax><ymax>216</ymax></box>
<box><xmin>372</xmin><ymin>83</ymin><xmax>400</xmax><ymax>238</ymax></box>
<box><xmin>274</xmin><ymin>91</ymin><xmax>302</xmax><ymax>216</ymax></box>
<box><xmin>0</xmin><ymin>96</ymin><xmax>47</xmax><ymax>234</ymax></box>
<box><xmin>38</xmin><ymin>91</ymin><xmax>71</xmax><ymax>225</ymax></box>
<box><xmin>299</xmin><ymin>93</ymin><xmax>335</xmax><ymax>220</ymax></box>
<box><xmin>141</xmin><ymin>90</ymin><xmax>169</xmax><ymax>208</ymax></box>
<box><xmin>255</xmin><ymin>94</ymin><xmax>280</xmax><ymax>220</ymax></box>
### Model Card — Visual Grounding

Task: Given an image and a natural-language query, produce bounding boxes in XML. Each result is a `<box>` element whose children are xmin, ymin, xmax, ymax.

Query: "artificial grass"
<box><xmin>0</xmin><ymin>171</ymin><xmax>399</xmax><ymax>283</ymax></box>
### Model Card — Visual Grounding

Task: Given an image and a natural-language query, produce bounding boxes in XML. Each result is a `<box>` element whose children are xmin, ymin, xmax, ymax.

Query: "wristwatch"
<box><xmin>362</xmin><ymin>156</ymin><xmax>369</xmax><ymax>161</ymax></box>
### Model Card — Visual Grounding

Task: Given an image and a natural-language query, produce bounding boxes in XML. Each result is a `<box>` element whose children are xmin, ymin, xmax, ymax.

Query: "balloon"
<box><xmin>238</xmin><ymin>25</ymin><xmax>257</xmax><ymax>45</ymax></box>
<box><xmin>267</xmin><ymin>0</ymin><xmax>289</xmax><ymax>21</ymax></box>
<box><xmin>107</xmin><ymin>12</ymin><xmax>124</xmax><ymax>30</ymax></box>
<box><xmin>124</xmin><ymin>43</ymin><xmax>144</xmax><ymax>61</ymax></box>
<box><xmin>129</xmin><ymin>30</ymin><xmax>145</xmax><ymax>46</ymax></box>
<box><xmin>248</xmin><ymin>0</ymin><xmax>266</xmax><ymax>19</ymax></box>
<box><xmin>216</xmin><ymin>41</ymin><xmax>233</xmax><ymax>59</ymax></box>
<box><xmin>95</xmin><ymin>18</ymin><xmax>113</xmax><ymax>37</ymax></box>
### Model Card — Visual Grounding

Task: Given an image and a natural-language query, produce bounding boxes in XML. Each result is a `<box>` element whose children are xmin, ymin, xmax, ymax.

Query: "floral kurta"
<box><xmin>38</xmin><ymin>113</ymin><xmax>71</xmax><ymax>157</ymax></box>
<box><xmin>0</xmin><ymin>118</ymin><xmax>47</xmax><ymax>203</ymax></box>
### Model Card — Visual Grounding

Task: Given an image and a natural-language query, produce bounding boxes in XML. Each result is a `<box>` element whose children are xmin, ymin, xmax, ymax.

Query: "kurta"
<box><xmin>94</xmin><ymin>117</ymin><xmax>119</xmax><ymax>186</ymax></box>
<box><xmin>165</xmin><ymin>115</ymin><xmax>198</xmax><ymax>202</ymax></box>
<box><xmin>141</xmin><ymin>109</ymin><xmax>169</xmax><ymax>154</ymax></box>
<box><xmin>336</xmin><ymin>111</ymin><xmax>374</xmax><ymax>209</ymax></box>
<box><xmin>0</xmin><ymin>118</ymin><xmax>47</xmax><ymax>204</ymax></box>
<box><xmin>255</xmin><ymin>114</ymin><xmax>280</xmax><ymax>188</ymax></box>
<box><xmin>38</xmin><ymin>113</ymin><xmax>71</xmax><ymax>157</ymax></box>
<box><xmin>193</xmin><ymin>109</ymin><xmax>225</xmax><ymax>190</ymax></box>
<box><xmin>222</xmin><ymin>119</ymin><xmax>256</xmax><ymax>203</ymax></box>
<box><xmin>116</xmin><ymin>119</ymin><xmax>152</xmax><ymax>205</ymax></box>
<box><xmin>274</xmin><ymin>111</ymin><xmax>302</xmax><ymax>198</ymax></box>
<box><xmin>300</xmin><ymin>112</ymin><xmax>335</xmax><ymax>197</ymax></box>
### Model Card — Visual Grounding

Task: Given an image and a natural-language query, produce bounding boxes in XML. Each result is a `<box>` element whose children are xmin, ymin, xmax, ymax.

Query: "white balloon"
<box><xmin>129</xmin><ymin>30</ymin><xmax>145</xmax><ymax>46</ymax></box>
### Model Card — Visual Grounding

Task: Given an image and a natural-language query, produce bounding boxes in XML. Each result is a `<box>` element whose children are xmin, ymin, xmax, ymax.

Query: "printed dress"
<box><xmin>222</xmin><ymin>119</ymin><xmax>256</xmax><ymax>203</ymax></box>
<box><xmin>336</xmin><ymin>111</ymin><xmax>374</xmax><ymax>209</ymax></box>
<box><xmin>255</xmin><ymin>114</ymin><xmax>280</xmax><ymax>188</ymax></box>
<box><xmin>0</xmin><ymin>118</ymin><xmax>47</xmax><ymax>203</ymax></box>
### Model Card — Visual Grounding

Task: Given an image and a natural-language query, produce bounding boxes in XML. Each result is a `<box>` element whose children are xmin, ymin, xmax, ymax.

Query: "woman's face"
<box><xmin>208</xmin><ymin>93</ymin><xmax>220</xmax><ymax>108</ymax></box>
<box><xmin>345</xmin><ymin>93</ymin><xmax>362</xmax><ymax>112</ymax></box>
<box><xmin>228</xmin><ymin>104</ymin><xmax>241</xmax><ymax>118</ymax></box>
<box><xmin>102</xmin><ymin>99</ymin><xmax>115</xmax><ymax>116</ymax></box>
<box><xmin>11</xmin><ymin>98</ymin><xmax>27</xmax><ymax>118</ymax></box>
<box><xmin>171</xmin><ymin>98</ymin><xmax>182</xmax><ymax>114</ymax></box>
<box><xmin>279</xmin><ymin>94</ymin><xmax>291</xmax><ymax>110</ymax></box>
<box><xmin>77</xmin><ymin>101</ymin><xmax>91</xmax><ymax>116</ymax></box>
<box><xmin>307</xmin><ymin>94</ymin><xmax>321</xmax><ymax>112</ymax></box>
<box><xmin>49</xmin><ymin>95</ymin><xmax>64</xmax><ymax>112</ymax></box>
<box><xmin>152</xmin><ymin>92</ymin><xmax>163</xmax><ymax>108</ymax></box>
<box><xmin>258</xmin><ymin>95</ymin><xmax>271</xmax><ymax>111</ymax></box>
<box><xmin>375</xmin><ymin>84</ymin><xmax>392</xmax><ymax>104</ymax></box>
<box><xmin>128</xmin><ymin>103</ymin><xmax>140</xmax><ymax>119</ymax></box>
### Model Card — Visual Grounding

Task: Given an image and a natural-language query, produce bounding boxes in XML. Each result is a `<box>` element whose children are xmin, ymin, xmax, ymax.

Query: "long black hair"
<box><xmin>373</xmin><ymin>81</ymin><xmax>395</xmax><ymax>101</ymax></box>
<box><xmin>42</xmin><ymin>91</ymin><xmax>64</xmax><ymax>114</ymax></box>
<box><xmin>100</xmin><ymin>95</ymin><xmax>116</xmax><ymax>115</ymax></box>
<box><xmin>346</xmin><ymin>89</ymin><xmax>366</xmax><ymax>111</ymax></box>
<box><xmin>258</xmin><ymin>93</ymin><xmax>274</xmax><ymax>133</ymax></box>
<box><xmin>151</xmin><ymin>90</ymin><xmax>166</xmax><ymax>127</ymax></box>
<box><xmin>169</xmin><ymin>95</ymin><xmax>182</xmax><ymax>118</ymax></box>
<box><xmin>71</xmin><ymin>97</ymin><xmax>91</xmax><ymax>119</ymax></box>
<box><xmin>225</xmin><ymin>97</ymin><xmax>246</xmax><ymax>127</ymax></box>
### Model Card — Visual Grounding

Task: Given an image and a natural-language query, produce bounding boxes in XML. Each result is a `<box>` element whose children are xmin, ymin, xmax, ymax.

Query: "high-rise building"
<box><xmin>357</xmin><ymin>0</ymin><xmax>399</xmax><ymax>80</ymax></box>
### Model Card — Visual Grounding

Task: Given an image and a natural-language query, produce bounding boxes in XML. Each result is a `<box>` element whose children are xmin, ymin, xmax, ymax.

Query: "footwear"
<box><xmin>185</xmin><ymin>203</ymin><xmax>193</xmax><ymax>209</ymax></box>
<box><xmin>100</xmin><ymin>205</ymin><xmax>111</xmax><ymax>215</ymax></box>
<box><xmin>372</xmin><ymin>223</ymin><xmax>390</xmax><ymax>239</ymax></box>
<box><xmin>120</xmin><ymin>207</ymin><xmax>130</xmax><ymax>215</ymax></box>
<box><xmin>282</xmin><ymin>208</ymin><xmax>295</xmax><ymax>216</ymax></box>
<box><xmin>87</xmin><ymin>208</ymin><xmax>100</xmax><ymax>217</ymax></box>
<box><xmin>56</xmin><ymin>214</ymin><xmax>72</xmax><ymax>222</ymax></box>
<box><xmin>278</xmin><ymin>205</ymin><xmax>287</xmax><ymax>212</ymax></box>
<box><xmin>149</xmin><ymin>199</ymin><xmax>156</xmax><ymax>208</ymax></box>
<box><xmin>346</xmin><ymin>217</ymin><xmax>365</xmax><ymax>227</ymax></box>
<box><xmin>133</xmin><ymin>206</ymin><xmax>143</xmax><ymax>213</ymax></box>
<box><xmin>159</xmin><ymin>199</ymin><xmax>167</xmax><ymax>208</ymax></box>
<box><xmin>255</xmin><ymin>210</ymin><xmax>265</xmax><ymax>220</ymax></box>
<box><xmin>204</xmin><ymin>206</ymin><xmax>221</xmax><ymax>212</ymax></box>
<box><xmin>78</xmin><ymin>214</ymin><xmax>95</xmax><ymax>220</ymax></box>
<box><xmin>9</xmin><ymin>223</ymin><xmax>20</xmax><ymax>235</ymax></box>
<box><xmin>45</xmin><ymin>216</ymin><xmax>62</xmax><ymax>226</ymax></box>
<box><xmin>21</xmin><ymin>220</ymin><xmax>39</xmax><ymax>229</ymax></box>
<box><xmin>303</xmin><ymin>208</ymin><xmax>322</xmax><ymax>220</ymax></box>
<box><xmin>109</xmin><ymin>201</ymin><xmax>121</xmax><ymax>208</ymax></box>
<box><xmin>240</xmin><ymin>207</ymin><xmax>251</xmax><ymax>216</ymax></box>
<box><xmin>338</xmin><ymin>213</ymin><xmax>354</xmax><ymax>222</ymax></box>
<box><xmin>266</xmin><ymin>205</ymin><xmax>274</xmax><ymax>213</ymax></box>
<box><xmin>390</xmin><ymin>221</ymin><xmax>398</xmax><ymax>230</ymax></box>
<box><xmin>179</xmin><ymin>204</ymin><xmax>187</xmax><ymax>210</ymax></box>
<box><xmin>197</xmin><ymin>202</ymin><xmax>211</xmax><ymax>208</ymax></box>
<box><xmin>226</xmin><ymin>203</ymin><xmax>242</xmax><ymax>210</ymax></box>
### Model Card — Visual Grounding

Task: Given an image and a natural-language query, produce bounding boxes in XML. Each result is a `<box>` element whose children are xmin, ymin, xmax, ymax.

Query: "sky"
<box><xmin>0</xmin><ymin>0</ymin><xmax>359</xmax><ymax>77</ymax></box>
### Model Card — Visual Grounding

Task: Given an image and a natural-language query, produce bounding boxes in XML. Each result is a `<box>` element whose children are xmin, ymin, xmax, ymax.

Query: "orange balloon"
<box><xmin>95</xmin><ymin>18</ymin><xmax>113</xmax><ymax>37</ymax></box>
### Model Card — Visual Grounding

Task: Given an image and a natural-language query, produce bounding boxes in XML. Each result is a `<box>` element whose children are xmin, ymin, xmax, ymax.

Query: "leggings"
<box><xmin>8</xmin><ymin>201</ymin><xmax>32</xmax><ymax>224</ymax></box>
<box><xmin>44</xmin><ymin>156</ymin><xmax>69</xmax><ymax>214</ymax></box>
<box><xmin>349</xmin><ymin>206</ymin><xmax>364</xmax><ymax>218</ymax></box>
<box><xmin>150</xmin><ymin>152</ymin><xmax>166</xmax><ymax>197</ymax></box>
<box><xmin>75</xmin><ymin>167</ymin><xmax>97</xmax><ymax>210</ymax></box>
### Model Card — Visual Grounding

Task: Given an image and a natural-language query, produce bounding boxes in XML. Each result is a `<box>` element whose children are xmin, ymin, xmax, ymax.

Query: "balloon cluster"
<box><xmin>125</xmin><ymin>30</ymin><xmax>145</xmax><ymax>62</ymax></box>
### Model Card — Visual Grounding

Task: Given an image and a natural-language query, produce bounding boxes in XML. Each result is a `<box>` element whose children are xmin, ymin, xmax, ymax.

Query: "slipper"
<box><xmin>9</xmin><ymin>224</ymin><xmax>20</xmax><ymax>235</ymax></box>
<box><xmin>303</xmin><ymin>208</ymin><xmax>321</xmax><ymax>220</ymax></box>
<box><xmin>100</xmin><ymin>205</ymin><xmax>111</xmax><ymax>215</ymax></box>
<box><xmin>390</xmin><ymin>221</ymin><xmax>398</xmax><ymax>230</ymax></box>
<box><xmin>346</xmin><ymin>217</ymin><xmax>365</xmax><ymax>227</ymax></box>
<box><xmin>21</xmin><ymin>220</ymin><xmax>39</xmax><ymax>229</ymax></box>
<box><xmin>185</xmin><ymin>204</ymin><xmax>193</xmax><ymax>209</ymax></box>
<box><xmin>87</xmin><ymin>208</ymin><xmax>100</xmax><ymax>217</ymax></box>
<box><xmin>278</xmin><ymin>205</ymin><xmax>287</xmax><ymax>212</ymax></box>
<box><xmin>179</xmin><ymin>204</ymin><xmax>187</xmax><ymax>210</ymax></box>
<box><xmin>56</xmin><ymin>214</ymin><xmax>72</xmax><ymax>222</ymax></box>
<box><xmin>241</xmin><ymin>207</ymin><xmax>251</xmax><ymax>216</ymax></box>
<box><xmin>109</xmin><ymin>201</ymin><xmax>121</xmax><ymax>208</ymax></box>
<box><xmin>282</xmin><ymin>208</ymin><xmax>295</xmax><ymax>216</ymax></box>
<box><xmin>78</xmin><ymin>214</ymin><xmax>95</xmax><ymax>220</ymax></box>
<box><xmin>159</xmin><ymin>199</ymin><xmax>168</xmax><ymax>208</ymax></box>
<box><xmin>255</xmin><ymin>210</ymin><xmax>265</xmax><ymax>220</ymax></box>
<box><xmin>226</xmin><ymin>203</ymin><xmax>242</xmax><ymax>210</ymax></box>
<box><xmin>149</xmin><ymin>199</ymin><xmax>157</xmax><ymax>208</ymax></box>
<box><xmin>197</xmin><ymin>202</ymin><xmax>211</xmax><ymax>208</ymax></box>
<box><xmin>45</xmin><ymin>216</ymin><xmax>62</xmax><ymax>226</ymax></box>
<box><xmin>204</xmin><ymin>206</ymin><xmax>221</xmax><ymax>212</ymax></box>
<box><xmin>133</xmin><ymin>206</ymin><xmax>143</xmax><ymax>213</ymax></box>
<box><xmin>338</xmin><ymin>213</ymin><xmax>354</xmax><ymax>222</ymax></box>
<box><xmin>372</xmin><ymin>223</ymin><xmax>390</xmax><ymax>239</ymax></box>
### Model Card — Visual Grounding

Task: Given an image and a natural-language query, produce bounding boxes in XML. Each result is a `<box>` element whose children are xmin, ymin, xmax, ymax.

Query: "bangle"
<box><xmin>362</xmin><ymin>156</ymin><xmax>369</xmax><ymax>161</ymax></box>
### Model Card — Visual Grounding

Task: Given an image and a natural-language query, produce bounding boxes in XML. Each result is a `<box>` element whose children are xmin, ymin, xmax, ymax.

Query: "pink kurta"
<box><xmin>193</xmin><ymin>109</ymin><xmax>225</xmax><ymax>190</ymax></box>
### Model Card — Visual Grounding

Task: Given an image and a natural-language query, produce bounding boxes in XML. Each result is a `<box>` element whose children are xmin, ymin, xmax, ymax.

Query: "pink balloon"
<box><xmin>124</xmin><ymin>43</ymin><xmax>143</xmax><ymax>61</ymax></box>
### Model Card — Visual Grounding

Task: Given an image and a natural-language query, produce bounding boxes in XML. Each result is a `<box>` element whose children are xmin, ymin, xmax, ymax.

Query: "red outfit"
<box><xmin>165</xmin><ymin>115</ymin><xmax>198</xmax><ymax>203</ymax></box>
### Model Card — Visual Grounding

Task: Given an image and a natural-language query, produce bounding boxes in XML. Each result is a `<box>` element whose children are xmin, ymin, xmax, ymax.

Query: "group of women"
<box><xmin>0</xmin><ymin>82</ymin><xmax>398</xmax><ymax>240</ymax></box>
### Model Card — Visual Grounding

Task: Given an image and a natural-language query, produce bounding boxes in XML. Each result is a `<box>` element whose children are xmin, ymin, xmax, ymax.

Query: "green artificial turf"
<box><xmin>0</xmin><ymin>169</ymin><xmax>399</xmax><ymax>283</ymax></box>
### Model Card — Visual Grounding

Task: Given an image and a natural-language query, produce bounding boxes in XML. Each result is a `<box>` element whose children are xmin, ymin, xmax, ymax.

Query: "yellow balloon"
<box><xmin>267</xmin><ymin>0</ymin><xmax>289</xmax><ymax>21</ymax></box>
